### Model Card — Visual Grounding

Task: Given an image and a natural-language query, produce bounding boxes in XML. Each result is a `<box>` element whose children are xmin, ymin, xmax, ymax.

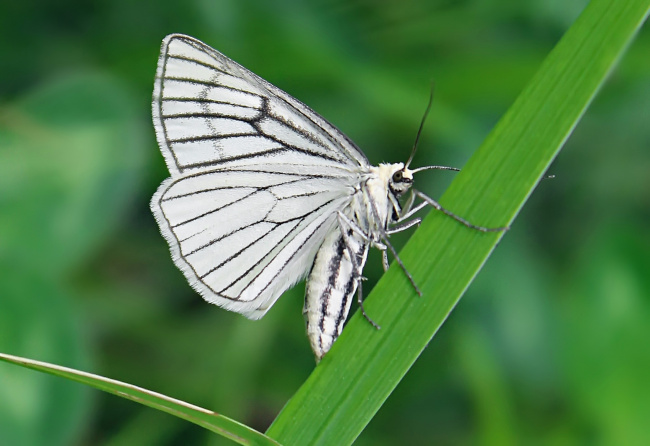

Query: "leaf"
<box><xmin>0</xmin><ymin>353</ymin><xmax>280</xmax><ymax>446</ymax></box>
<box><xmin>266</xmin><ymin>0</ymin><xmax>650</xmax><ymax>444</ymax></box>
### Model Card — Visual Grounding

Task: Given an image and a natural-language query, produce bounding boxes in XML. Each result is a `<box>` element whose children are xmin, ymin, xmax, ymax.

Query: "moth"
<box><xmin>150</xmin><ymin>34</ymin><xmax>504</xmax><ymax>360</ymax></box>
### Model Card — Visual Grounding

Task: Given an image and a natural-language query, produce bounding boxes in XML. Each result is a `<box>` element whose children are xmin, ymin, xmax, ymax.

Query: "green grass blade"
<box><xmin>266</xmin><ymin>0</ymin><xmax>650</xmax><ymax>444</ymax></box>
<box><xmin>0</xmin><ymin>353</ymin><xmax>280</xmax><ymax>446</ymax></box>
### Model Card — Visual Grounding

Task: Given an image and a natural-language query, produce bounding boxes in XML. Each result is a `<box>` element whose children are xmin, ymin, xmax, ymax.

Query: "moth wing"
<box><xmin>152</xmin><ymin>34</ymin><xmax>369</xmax><ymax>176</ymax></box>
<box><xmin>151</xmin><ymin>34</ymin><xmax>369</xmax><ymax>318</ymax></box>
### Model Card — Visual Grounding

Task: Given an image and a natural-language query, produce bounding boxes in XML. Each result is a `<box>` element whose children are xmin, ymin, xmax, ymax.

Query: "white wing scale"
<box><xmin>151</xmin><ymin>34</ymin><xmax>368</xmax><ymax>319</ymax></box>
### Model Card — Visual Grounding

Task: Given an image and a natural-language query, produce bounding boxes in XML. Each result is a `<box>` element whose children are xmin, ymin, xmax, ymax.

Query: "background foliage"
<box><xmin>1</xmin><ymin>1</ymin><xmax>648</xmax><ymax>445</ymax></box>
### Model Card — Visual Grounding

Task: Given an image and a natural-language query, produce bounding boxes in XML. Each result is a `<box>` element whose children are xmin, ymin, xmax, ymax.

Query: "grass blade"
<box><xmin>0</xmin><ymin>353</ymin><xmax>280</xmax><ymax>446</ymax></box>
<box><xmin>266</xmin><ymin>0</ymin><xmax>650</xmax><ymax>444</ymax></box>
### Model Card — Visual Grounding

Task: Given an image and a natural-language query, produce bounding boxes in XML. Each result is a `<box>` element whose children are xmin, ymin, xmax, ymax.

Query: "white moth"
<box><xmin>150</xmin><ymin>34</ymin><xmax>503</xmax><ymax>361</ymax></box>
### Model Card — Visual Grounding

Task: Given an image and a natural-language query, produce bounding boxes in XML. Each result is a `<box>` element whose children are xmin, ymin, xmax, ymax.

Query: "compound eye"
<box><xmin>392</xmin><ymin>171</ymin><xmax>403</xmax><ymax>182</ymax></box>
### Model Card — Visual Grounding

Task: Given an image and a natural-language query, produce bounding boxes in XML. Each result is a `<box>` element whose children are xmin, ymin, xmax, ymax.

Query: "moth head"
<box><xmin>388</xmin><ymin>164</ymin><xmax>414</xmax><ymax>197</ymax></box>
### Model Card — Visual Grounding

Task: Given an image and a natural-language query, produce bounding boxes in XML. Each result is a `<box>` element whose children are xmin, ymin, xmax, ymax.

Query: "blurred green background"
<box><xmin>1</xmin><ymin>0</ymin><xmax>649</xmax><ymax>445</ymax></box>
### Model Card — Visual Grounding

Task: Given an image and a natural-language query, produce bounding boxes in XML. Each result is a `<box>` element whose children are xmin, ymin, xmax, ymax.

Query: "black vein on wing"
<box><xmin>197</xmin><ymin>223</ymin><xmax>281</xmax><ymax>279</ymax></box>
<box><xmin>159</xmin><ymin>73</ymin><xmax>357</xmax><ymax>173</ymax></box>
<box><xmin>216</xmin><ymin>162</ymin><xmax>357</xmax><ymax>177</ymax></box>
<box><xmin>172</xmin><ymin>188</ymin><xmax>260</xmax><ymax>231</ymax></box>
<box><xmin>167</xmin><ymin>55</ymin><xmax>230</xmax><ymax>76</ymax></box>
<box><xmin>155</xmin><ymin>42</ymin><xmax>182</xmax><ymax>171</ymax></box>
<box><xmin>178</xmin><ymin>145</ymin><xmax>343</xmax><ymax>171</ymax></box>
<box><xmin>167</xmin><ymin>132</ymin><xmax>257</xmax><ymax>144</ymax></box>
<box><xmin>179</xmin><ymin>184</ymin><xmax>341</xmax><ymax>254</ymax></box>
<box><xmin>169</xmin><ymin>176</ymin><xmax>306</xmax><ymax>228</ymax></box>
<box><xmin>162</xmin><ymin>169</ymin><xmax>341</xmax><ymax>201</ymax></box>
<box><xmin>171</xmin><ymin>36</ymin><xmax>360</xmax><ymax>165</ymax></box>
<box><xmin>162</xmin><ymin>97</ymin><xmax>260</xmax><ymax>107</ymax></box>
<box><xmin>269</xmin><ymin>93</ymin><xmax>367</xmax><ymax>166</ymax></box>
<box><xmin>156</xmin><ymin>35</ymin><xmax>367</xmax><ymax>177</ymax></box>
<box><xmin>163</xmin><ymin>76</ymin><xmax>262</xmax><ymax>99</ymax></box>
<box><xmin>214</xmin><ymin>199</ymin><xmax>339</xmax><ymax>298</ymax></box>
<box><xmin>162</xmin><ymin>111</ymin><xmax>257</xmax><ymax>120</ymax></box>
<box><xmin>162</xmin><ymin>98</ymin><xmax>351</xmax><ymax>169</ymax></box>
<box><xmin>254</xmin><ymin>100</ymin><xmax>349</xmax><ymax>163</ymax></box>
<box><xmin>182</xmin><ymin>37</ymin><xmax>226</xmax><ymax>65</ymax></box>
<box><xmin>262</xmin><ymin>105</ymin><xmax>347</xmax><ymax>164</ymax></box>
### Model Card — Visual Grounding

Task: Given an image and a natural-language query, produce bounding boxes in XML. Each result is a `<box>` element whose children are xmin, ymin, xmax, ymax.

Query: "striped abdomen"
<box><xmin>304</xmin><ymin>226</ymin><xmax>368</xmax><ymax>361</ymax></box>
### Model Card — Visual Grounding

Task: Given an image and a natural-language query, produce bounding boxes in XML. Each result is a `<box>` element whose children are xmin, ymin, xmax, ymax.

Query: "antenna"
<box><xmin>406</xmin><ymin>81</ymin><xmax>435</xmax><ymax>169</ymax></box>
<box><xmin>411</xmin><ymin>165</ymin><xmax>460</xmax><ymax>174</ymax></box>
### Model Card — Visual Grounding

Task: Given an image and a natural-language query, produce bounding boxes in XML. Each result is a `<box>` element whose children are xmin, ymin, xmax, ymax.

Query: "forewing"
<box><xmin>152</xmin><ymin>34</ymin><xmax>369</xmax><ymax>176</ymax></box>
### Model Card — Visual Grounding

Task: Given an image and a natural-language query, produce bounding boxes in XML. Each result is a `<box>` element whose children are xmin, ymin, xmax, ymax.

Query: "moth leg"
<box><xmin>397</xmin><ymin>190</ymin><xmax>429</xmax><ymax>222</ymax></box>
<box><xmin>381</xmin><ymin>250</ymin><xmax>389</xmax><ymax>272</ymax></box>
<box><xmin>377</xmin><ymin>236</ymin><xmax>420</xmax><ymax>296</ymax></box>
<box><xmin>413</xmin><ymin>190</ymin><xmax>510</xmax><ymax>232</ymax></box>
<box><xmin>381</xmin><ymin>217</ymin><xmax>422</xmax><ymax>272</ymax></box>
<box><xmin>336</xmin><ymin>212</ymin><xmax>381</xmax><ymax>330</ymax></box>
<box><xmin>364</xmin><ymin>192</ymin><xmax>423</xmax><ymax>297</ymax></box>
<box><xmin>398</xmin><ymin>189</ymin><xmax>418</xmax><ymax>220</ymax></box>
<box><xmin>387</xmin><ymin>217</ymin><xmax>421</xmax><ymax>235</ymax></box>
<box><xmin>337</xmin><ymin>211</ymin><xmax>397</xmax><ymax>271</ymax></box>
<box><xmin>337</xmin><ymin>211</ymin><xmax>387</xmax><ymax>250</ymax></box>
